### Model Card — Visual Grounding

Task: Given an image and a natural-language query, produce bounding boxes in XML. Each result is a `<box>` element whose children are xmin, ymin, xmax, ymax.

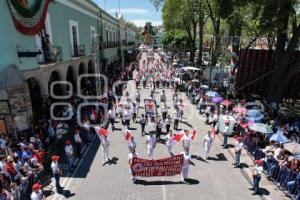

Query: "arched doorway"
<box><xmin>78</xmin><ymin>62</ymin><xmax>86</xmax><ymax>75</ymax></box>
<box><xmin>66</xmin><ymin>66</ymin><xmax>76</xmax><ymax>94</ymax></box>
<box><xmin>88</xmin><ymin>60</ymin><xmax>95</xmax><ymax>74</ymax></box>
<box><xmin>48</xmin><ymin>70</ymin><xmax>64</xmax><ymax>96</ymax></box>
<box><xmin>27</xmin><ymin>78</ymin><xmax>43</xmax><ymax>120</ymax></box>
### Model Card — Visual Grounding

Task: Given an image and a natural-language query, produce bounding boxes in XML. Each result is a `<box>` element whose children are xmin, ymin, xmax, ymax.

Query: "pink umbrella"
<box><xmin>221</xmin><ymin>99</ymin><xmax>233</xmax><ymax>107</ymax></box>
<box><xmin>233</xmin><ymin>106</ymin><xmax>247</xmax><ymax>114</ymax></box>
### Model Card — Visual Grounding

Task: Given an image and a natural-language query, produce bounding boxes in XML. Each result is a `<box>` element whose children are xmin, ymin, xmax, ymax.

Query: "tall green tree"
<box><xmin>162</xmin><ymin>0</ymin><xmax>198</xmax><ymax>61</ymax></box>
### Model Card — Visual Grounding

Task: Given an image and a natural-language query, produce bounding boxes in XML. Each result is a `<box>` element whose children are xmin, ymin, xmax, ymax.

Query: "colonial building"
<box><xmin>0</xmin><ymin>0</ymin><xmax>136</xmax><ymax>140</ymax></box>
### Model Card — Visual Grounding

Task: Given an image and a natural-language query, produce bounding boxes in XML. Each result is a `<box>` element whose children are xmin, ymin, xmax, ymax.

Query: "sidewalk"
<box><xmin>45</xmin><ymin>134</ymin><xmax>97</xmax><ymax>200</ymax></box>
<box><xmin>221</xmin><ymin>135</ymin><xmax>290</xmax><ymax>200</ymax></box>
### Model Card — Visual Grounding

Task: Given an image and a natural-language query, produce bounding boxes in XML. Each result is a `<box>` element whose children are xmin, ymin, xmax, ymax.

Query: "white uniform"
<box><xmin>182</xmin><ymin>134</ymin><xmax>191</xmax><ymax>150</ymax></box>
<box><xmin>146</xmin><ymin>135</ymin><xmax>156</xmax><ymax>159</ymax></box>
<box><xmin>128</xmin><ymin>152</ymin><xmax>138</xmax><ymax>181</ymax></box>
<box><xmin>182</xmin><ymin>152</ymin><xmax>191</xmax><ymax>179</ymax></box>
<box><xmin>128</xmin><ymin>140</ymin><xmax>136</xmax><ymax>152</ymax></box>
<box><xmin>204</xmin><ymin>134</ymin><xmax>213</xmax><ymax>159</ymax></box>
<box><xmin>101</xmin><ymin>136</ymin><xmax>110</xmax><ymax>164</ymax></box>
<box><xmin>165</xmin><ymin>134</ymin><xmax>174</xmax><ymax>155</ymax></box>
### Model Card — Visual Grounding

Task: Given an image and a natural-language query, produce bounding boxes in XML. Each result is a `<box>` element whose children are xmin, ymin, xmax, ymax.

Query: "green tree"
<box><xmin>162</xmin><ymin>0</ymin><xmax>198</xmax><ymax>62</ymax></box>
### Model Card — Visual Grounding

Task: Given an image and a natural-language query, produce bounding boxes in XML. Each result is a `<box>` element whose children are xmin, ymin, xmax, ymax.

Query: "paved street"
<box><xmin>49</xmin><ymin>53</ymin><xmax>263</xmax><ymax>200</ymax></box>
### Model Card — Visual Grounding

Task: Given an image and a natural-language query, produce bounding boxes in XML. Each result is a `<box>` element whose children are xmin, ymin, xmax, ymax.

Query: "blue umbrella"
<box><xmin>246</xmin><ymin>110</ymin><xmax>264</xmax><ymax>122</ymax></box>
<box><xmin>269</xmin><ymin>133</ymin><xmax>288</xmax><ymax>143</ymax></box>
<box><xmin>205</xmin><ymin>91</ymin><xmax>220</xmax><ymax>98</ymax></box>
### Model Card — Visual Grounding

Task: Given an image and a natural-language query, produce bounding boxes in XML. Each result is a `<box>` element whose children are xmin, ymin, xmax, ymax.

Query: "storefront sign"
<box><xmin>131</xmin><ymin>154</ymin><xmax>184</xmax><ymax>177</ymax></box>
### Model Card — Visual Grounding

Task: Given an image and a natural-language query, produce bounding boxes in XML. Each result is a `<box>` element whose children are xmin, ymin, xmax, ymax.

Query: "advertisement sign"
<box><xmin>131</xmin><ymin>154</ymin><xmax>184</xmax><ymax>177</ymax></box>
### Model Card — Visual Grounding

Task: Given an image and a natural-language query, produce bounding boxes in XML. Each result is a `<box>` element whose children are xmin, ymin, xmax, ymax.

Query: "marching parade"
<box><xmin>1</xmin><ymin>0</ymin><xmax>300</xmax><ymax>200</ymax></box>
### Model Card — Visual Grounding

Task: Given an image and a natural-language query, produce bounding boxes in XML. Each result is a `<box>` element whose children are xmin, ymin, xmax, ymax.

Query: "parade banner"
<box><xmin>131</xmin><ymin>154</ymin><xmax>184</xmax><ymax>177</ymax></box>
<box><xmin>144</xmin><ymin>99</ymin><xmax>157</xmax><ymax>115</ymax></box>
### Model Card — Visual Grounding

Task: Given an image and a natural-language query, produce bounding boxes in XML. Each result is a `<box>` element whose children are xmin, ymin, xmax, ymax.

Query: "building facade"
<box><xmin>0</xmin><ymin>0</ymin><xmax>136</xmax><ymax>140</ymax></box>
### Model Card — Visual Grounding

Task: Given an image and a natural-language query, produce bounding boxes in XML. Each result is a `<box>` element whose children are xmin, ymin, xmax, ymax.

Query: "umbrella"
<box><xmin>295</xmin><ymin>154</ymin><xmax>300</xmax><ymax>161</ymax></box>
<box><xmin>221</xmin><ymin>99</ymin><xmax>233</xmax><ymax>107</ymax></box>
<box><xmin>233</xmin><ymin>106</ymin><xmax>247</xmax><ymax>114</ymax></box>
<box><xmin>284</xmin><ymin>142</ymin><xmax>300</xmax><ymax>155</ymax></box>
<box><xmin>205</xmin><ymin>91</ymin><xmax>220</xmax><ymax>98</ymax></box>
<box><xmin>246</xmin><ymin>109</ymin><xmax>264</xmax><ymax>122</ymax></box>
<box><xmin>249</xmin><ymin>123</ymin><xmax>273</xmax><ymax>134</ymax></box>
<box><xmin>192</xmin><ymin>79</ymin><xmax>200</xmax><ymax>83</ymax></box>
<box><xmin>269</xmin><ymin>133</ymin><xmax>288</xmax><ymax>143</ymax></box>
<box><xmin>211</xmin><ymin>96</ymin><xmax>224</xmax><ymax>103</ymax></box>
<box><xmin>200</xmin><ymin>84</ymin><xmax>209</xmax><ymax>89</ymax></box>
<box><xmin>216</xmin><ymin>115</ymin><xmax>236</xmax><ymax>134</ymax></box>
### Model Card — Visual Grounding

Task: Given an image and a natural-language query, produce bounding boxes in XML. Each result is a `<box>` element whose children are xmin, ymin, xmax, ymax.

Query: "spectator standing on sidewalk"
<box><xmin>101</xmin><ymin>135</ymin><xmax>110</xmax><ymax>166</ymax></box>
<box><xmin>222</xmin><ymin>119</ymin><xmax>230</xmax><ymax>149</ymax></box>
<box><xmin>74</xmin><ymin>129</ymin><xmax>82</xmax><ymax>159</ymax></box>
<box><xmin>64</xmin><ymin>140</ymin><xmax>74</xmax><ymax>172</ymax></box>
<box><xmin>51</xmin><ymin>155</ymin><xmax>63</xmax><ymax>194</ymax></box>
<box><xmin>251</xmin><ymin>160</ymin><xmax>263</xmax><ymax>195</ymax></box>
<box><xmin>31</xmin><ymin>183</ymin><xmax>45</xmax><ymax>200</ymax></box>
<box><xmin>233</xmin><ymin>137</ymin><xmax>244</xmax><ymax>168</ymax></box>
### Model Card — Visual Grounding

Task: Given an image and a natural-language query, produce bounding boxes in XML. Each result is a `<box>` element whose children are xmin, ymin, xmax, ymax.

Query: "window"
<box><xmin>69</xmin><ymin>20</ymin><xmax>79</xmax><ymax>55</ymax></box>
<box><xmin>90</xmin><ymin>26</ymin><xmax>96</xmax><ymax>52</ymax></box>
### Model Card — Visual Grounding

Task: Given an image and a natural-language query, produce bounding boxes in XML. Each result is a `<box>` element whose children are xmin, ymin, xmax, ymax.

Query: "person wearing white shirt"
<box><xmin>173</xmin><ymin>107</ymin><xmax>181</xmax><ymax>130</ymax></box>
<box><xmin>203</xmin><ymin>131</ymin><xmax>213</xmax><ymax>160</ymax></box>
<box><xmin>165</xmin><ymin>131</ymin><xmax>174</xmax><ymax>156</ymax></box>
<box><xmin>101</xmin><ymin>135</ymin><xmax>110</xmax><ymax>165</ymax></box>
<box><xmin>108</xmin><ymin>107</ymin><xmax>116</xmax><ymax>131</ymax></box>
<box><xmin>182</xmin><ymin>130</ymin><xmax>191</xmax><ymax>151</ymax></box>
<box><xmin>31</xmin><ymin>183</ymin><xmax>45</xmax><ymax>200</ymax></box>
<box><xmin>165</xmin><ymin>115</ymin><xmax>172</xmax><ymax>134</ymax></box>
<box><xmin>161</xmin><ymin>102</ymin><xmax>168</xmax><ymax>120</ymax></box>
<box><xmin>146</xmin><ymin>133</ymin><xmax>156</xmax><ymax>159</ymax></box>
<box><xmin>123</xmin><ymin>108</ymin><xmax>132</xmax><ymax>129</ymax></box>
<box><xmin>64</xmin><ymin>140</ymin><xmax>74</xmax><ymax>172</ymax></box>
<box><xmin>128</xmin><ymin>149</ymin><xmax>138</xmax><ymax>182</ymax></box>
<box><xmin>160</xmin><ymin>90</ymin><xmax>166</xmax><ymax>103</ymax></box>
<box><xmin>132</xmin><ymin>102</ymin><xmax>137</xmax><ymax>122</ymax></box>
<box><xmin>51</xmin><ymin>155</ymin><xmax>62</xmax><ymax>193</ymax></box>
<box><xmin>135</xmin><ymin>91</ymin><xmax>141</xmax><ymax>108</ymax></box>
<box><xmin>74</xmin><ymin>129</ymin><xmax>82</xmax><ymax>159</ymax></box>
<box><xmin>128</xmin><ymin>136</ymin><xmax>136</xmax><ymax>153</ymax></box>
<box><xmin>234</xmin><ymin>137</ymin><xmax>244</xmax><ymax>168</ymax></box>
<box><xmin>181</xmin><ymin>148</ymin><xmax>194</xmax><ymax>182</ymax></box>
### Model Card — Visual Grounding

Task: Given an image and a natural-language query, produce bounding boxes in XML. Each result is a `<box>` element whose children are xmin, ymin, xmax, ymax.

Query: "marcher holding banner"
<box><xmin>182</xmin><ymin>148</ymin><xmax>194</xmax><ymax>182</ymax></box>
<box><xmin>128</xmin><ymin>148</ymin><xmax>138</xmax><ymax>182</ymax></box>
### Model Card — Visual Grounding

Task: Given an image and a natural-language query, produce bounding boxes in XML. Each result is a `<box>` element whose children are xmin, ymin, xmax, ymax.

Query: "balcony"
<box><xmin>71</xmin><ymin>44</ymin><xmax>85</xmax><ymax>57</ymax></box>
<box><xmin>37</xmin><ymin>46</ymin><xmax>63</xmax><ymax>65</ymax></box>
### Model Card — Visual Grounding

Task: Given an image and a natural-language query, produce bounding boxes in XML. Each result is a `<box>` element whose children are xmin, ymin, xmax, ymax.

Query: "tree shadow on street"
<box><xmin>134</xmin><ymin>179</ymin><xmax>184</xmax><ymax>186</ymax></box>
